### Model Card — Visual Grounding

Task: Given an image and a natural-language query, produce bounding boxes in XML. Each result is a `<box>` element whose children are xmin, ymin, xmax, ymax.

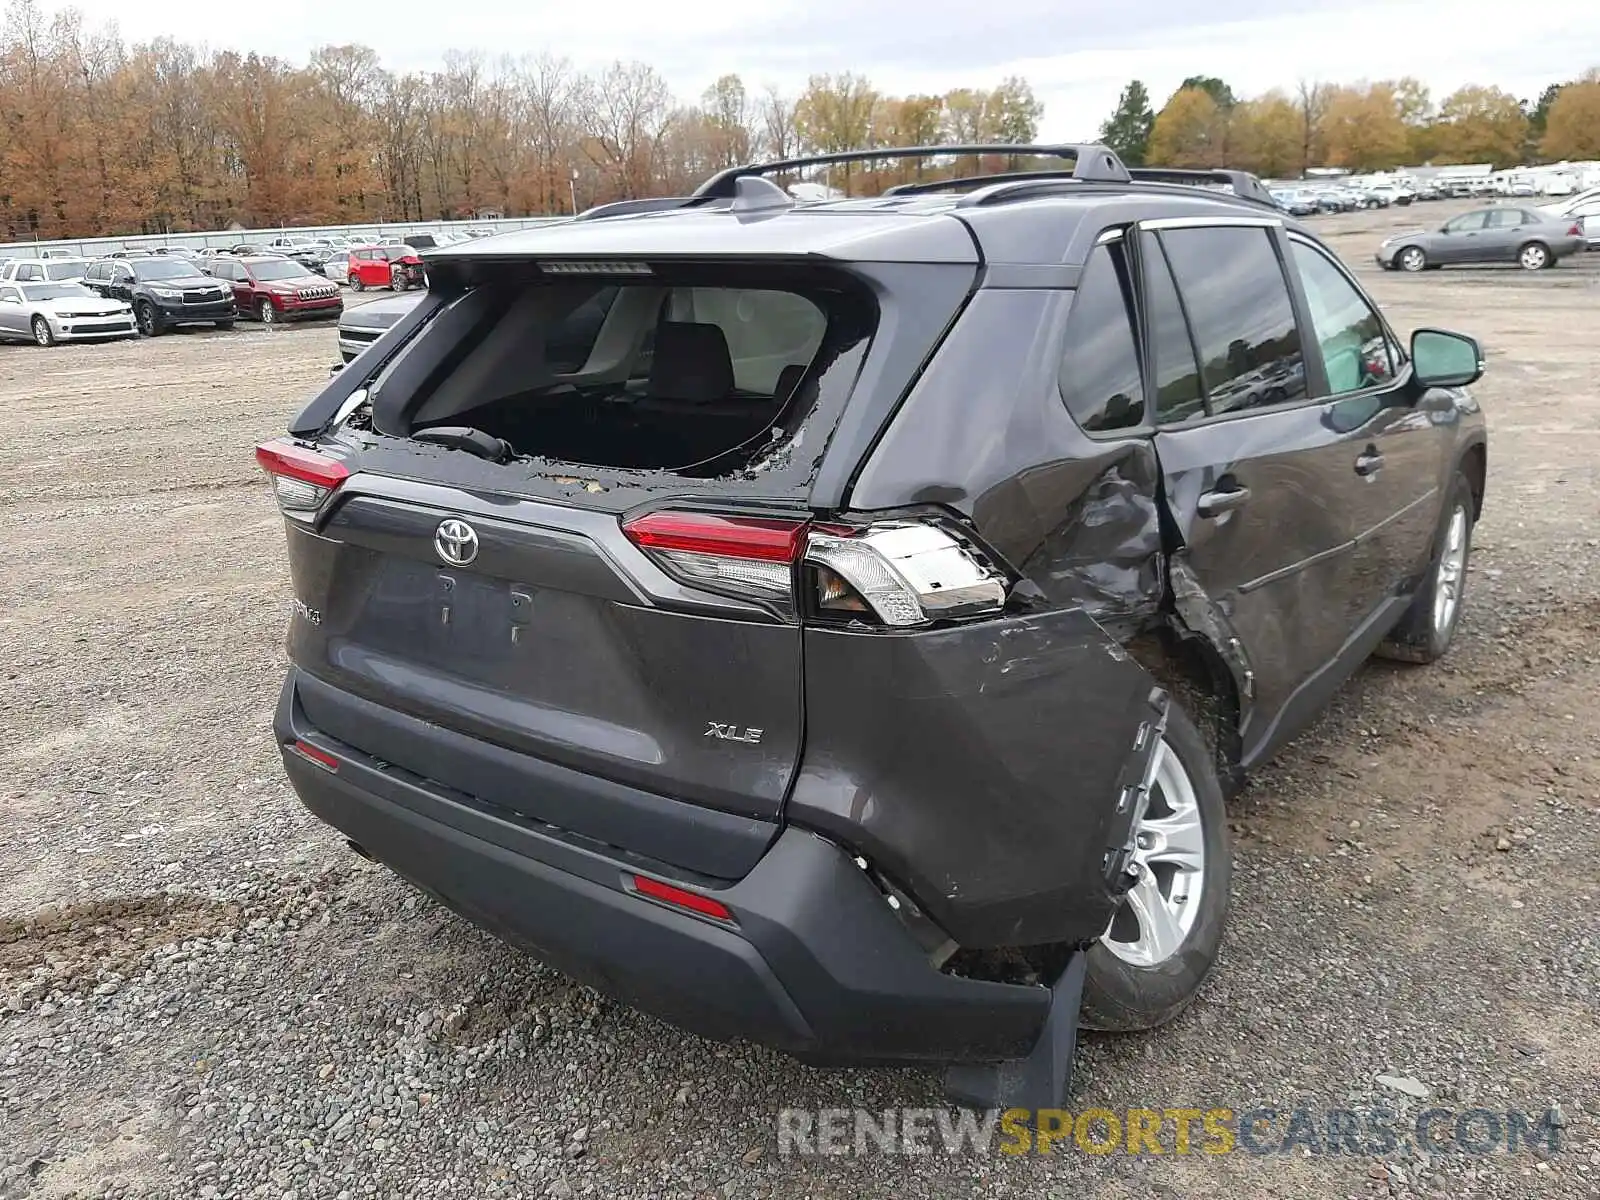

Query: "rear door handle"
<box><xmin>1197</xmin><ymin>485</ymin><xmax>1251</xmax><ymax>518</ymax></box>
<box><xmin>1355</xmin><ymin>451</ymin><xmax>1386</xmax><ymax>476</ymax></box>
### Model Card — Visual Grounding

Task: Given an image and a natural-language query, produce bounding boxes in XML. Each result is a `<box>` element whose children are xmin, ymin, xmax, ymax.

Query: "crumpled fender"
<box><xmin>786</xmin><ymin>608</ymin><xmax>1167</xmax><ymax>948</ymax></box>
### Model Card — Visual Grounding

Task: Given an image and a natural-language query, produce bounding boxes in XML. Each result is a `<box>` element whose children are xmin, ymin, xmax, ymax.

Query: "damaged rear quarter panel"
<box><xmin>788</xmin><ymin>609</ymin><xmax>1164</xmax><ymax>948</ymax></box>
<box><xmin>846</xmin><ymin>288</ymin><xmax>1165</xmax><ymax>627</ymax></box>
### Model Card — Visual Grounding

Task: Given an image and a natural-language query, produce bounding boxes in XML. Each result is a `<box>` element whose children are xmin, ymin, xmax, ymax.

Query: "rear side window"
<box><xmin>1057</xmin><ymin>240</ymin><xmax>1144</xmax><ymax>432</ymax></box>
<box><xmin>1140</xmin><ymin>233</ymin><xmax>1205</xmax><ymax>424</ymax></box>
<box><xmin>1159</xmin><ymin>226</ymin><xmax>1306</xmax><ymax>416</ymax></box>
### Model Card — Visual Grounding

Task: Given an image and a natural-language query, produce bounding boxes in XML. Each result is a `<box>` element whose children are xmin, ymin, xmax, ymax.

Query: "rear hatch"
<box><xmin>263</xmin><ymin>251</ymin><xmax>976</xmax><ymax>870</ymax></box>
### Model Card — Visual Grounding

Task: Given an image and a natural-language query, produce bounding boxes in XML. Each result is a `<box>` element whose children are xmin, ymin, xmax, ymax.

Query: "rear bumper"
<box><xmin>275</xmin><ymin>669</ymin><xmax>1050</xmax><ymax>1065</ymax></box>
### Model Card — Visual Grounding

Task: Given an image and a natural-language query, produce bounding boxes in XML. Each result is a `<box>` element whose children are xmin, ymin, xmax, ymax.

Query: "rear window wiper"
<box><xmin>411</xmin><ymin>425</ymin><xmax>515</xmax><ymax>463</ymax></box>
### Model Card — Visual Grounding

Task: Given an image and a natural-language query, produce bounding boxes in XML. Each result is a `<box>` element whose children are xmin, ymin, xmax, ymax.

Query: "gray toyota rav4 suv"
<box><xmin>259</xmin><ymin>144</ymin><xmax>1487</xmax><ymax>1109</ymax></box>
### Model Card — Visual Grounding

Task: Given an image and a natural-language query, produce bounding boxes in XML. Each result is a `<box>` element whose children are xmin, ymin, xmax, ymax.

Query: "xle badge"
<box><xmin>705</xmin><ymin>722</ymin><xmax>763</xmax><ymax>745</ymax></box>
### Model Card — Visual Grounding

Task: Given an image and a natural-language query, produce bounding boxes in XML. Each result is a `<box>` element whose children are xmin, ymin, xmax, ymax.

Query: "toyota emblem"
<box><xmin>434</xmin><ymin>518</ymin><xmax>479</xmax><ymax>566</ymax></box>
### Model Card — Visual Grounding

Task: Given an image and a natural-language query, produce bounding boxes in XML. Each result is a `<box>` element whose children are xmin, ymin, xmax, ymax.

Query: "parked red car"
<box><xmin>206</xmin><ymin>256</ymin><xmax>343</xmax><ymax>325</ymax></box>
<box><xmin>347</xmin><ymin>244</ymin><xmax>426</xmax><ymax>291</ymax></box>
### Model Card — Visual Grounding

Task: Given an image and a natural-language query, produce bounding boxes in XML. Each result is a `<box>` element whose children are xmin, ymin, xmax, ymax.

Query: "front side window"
<box><xmin>1158</xmin><ymin>225</ymin><xmax>1306</xmax><ymax>416</ymax></box>
<box><xmin>1057</xmin><ymin>239</ymin><xmax>1144</xmax><ymax>432</ymax></box>
<box><xmin>1290</xmin><ymin>241</ymin><xmax>1397</xmax><ymax>395</ymax></box>
<box><xmin>1444</xmin><ymin>212</ymin><xmax>1488</xmax><ymax>234</ymax></box>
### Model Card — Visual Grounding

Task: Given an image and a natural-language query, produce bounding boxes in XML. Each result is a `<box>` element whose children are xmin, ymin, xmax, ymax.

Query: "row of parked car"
<box><xmin>0</xmin><ymin>231</ymin><xmax>456</xmax><ymax>345</ymax></box>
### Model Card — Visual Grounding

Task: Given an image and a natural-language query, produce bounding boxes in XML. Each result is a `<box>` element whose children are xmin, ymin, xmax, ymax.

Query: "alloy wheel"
<box><xmin>32</xmin><ymin>316</ymin><xmax>52</xmax><ymax>346</ymax></box>
<box><xmin>1399</xmin><ymin>247</ymin><xmax>1426</xmax><ymax>272</ymax></box>
<box><xmin>1432</xmin><ymin>506</ymin><xmax>1469</xmax><ymax>637</ymax></box>
<box><xmin>1100</xmin><ymin>740</ymin><xmax>1207</xmax><ymax>968</ymax></box>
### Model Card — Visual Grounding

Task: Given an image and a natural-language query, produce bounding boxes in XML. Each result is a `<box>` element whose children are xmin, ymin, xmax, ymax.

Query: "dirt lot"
<box><xmin>0</xmin><ymin>206</ymin><xmax>1597</xmax><ymax>1200</ymax></box>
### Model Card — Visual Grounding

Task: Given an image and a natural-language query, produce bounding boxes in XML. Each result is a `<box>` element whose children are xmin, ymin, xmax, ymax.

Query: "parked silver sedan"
<box><xmin>0</xmin><ymin>281</ymin><xmax>137</xmax><ymax>345</ymax></box>
<box><xmin>1376</xmin><ymin>206</ymin><xmax>1587</xmax><ymax>272</ymax></box>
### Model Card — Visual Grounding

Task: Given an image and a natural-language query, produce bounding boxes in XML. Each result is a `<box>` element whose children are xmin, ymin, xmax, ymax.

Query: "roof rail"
<box><xmin>573</xmin><ymin>196</ymin><xmax>706</xmax><ymax>222</ymax></box>
<box><xmin>1125</xmin><ymin>168</ymin><xmax>1279</xmax><ymax>208</ymax></box>
<box><xmin>693</xmin><ymin>144</ymin><xmax>1132</xmax><ymax>198</ymax></box>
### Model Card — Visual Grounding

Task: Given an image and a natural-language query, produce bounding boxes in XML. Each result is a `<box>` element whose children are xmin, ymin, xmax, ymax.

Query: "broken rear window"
<box><xmin>397</xmin><ymin>265</ymin><xmax>876</xmax><ymax>478</ymax></box>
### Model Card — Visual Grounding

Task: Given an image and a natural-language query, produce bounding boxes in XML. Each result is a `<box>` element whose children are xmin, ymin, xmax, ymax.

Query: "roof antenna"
<box><xmin>730</xmin><ymin>175</ymin><xmax>795</xmax><ymax>215</ymax></box>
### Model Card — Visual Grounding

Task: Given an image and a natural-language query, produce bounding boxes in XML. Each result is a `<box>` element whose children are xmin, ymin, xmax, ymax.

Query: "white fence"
<box><xmin>0</xmin><ymin>215</ymin><xmax>569</xmax><ymax>259</ymax></box>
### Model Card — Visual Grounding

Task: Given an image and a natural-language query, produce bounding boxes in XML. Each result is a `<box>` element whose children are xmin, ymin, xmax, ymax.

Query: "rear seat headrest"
<box><xmin>649</xmin><ymin>322</ymin><xmax>735</xmax><ymax>403</ymax></box>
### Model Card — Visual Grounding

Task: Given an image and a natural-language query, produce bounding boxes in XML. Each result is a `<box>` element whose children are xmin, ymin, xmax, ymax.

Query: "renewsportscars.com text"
<box><xmin>776</xmin><ymin>1106</ymin><xmax>1566</xmax><ymax>1157</ymax></box>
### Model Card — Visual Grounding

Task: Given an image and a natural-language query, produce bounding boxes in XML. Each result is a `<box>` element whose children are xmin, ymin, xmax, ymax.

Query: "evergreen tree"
<box><xmin>1099</xmin><ymin>80</ymin><xmax>1155</xmax><ymax>165</ymax></box>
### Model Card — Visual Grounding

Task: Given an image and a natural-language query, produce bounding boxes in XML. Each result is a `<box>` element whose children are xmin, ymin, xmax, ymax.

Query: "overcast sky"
<box><xmin>42</xmin><ymin>0</ymin><xmax>1600</xmax><ymax>138</ymax></box>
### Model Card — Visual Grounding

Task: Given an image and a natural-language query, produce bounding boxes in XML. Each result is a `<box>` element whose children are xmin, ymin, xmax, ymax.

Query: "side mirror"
<box><xmin>1412</xmin><ymin>328</ymin><xmax>1484</xmax><ymax>389</ymax></box>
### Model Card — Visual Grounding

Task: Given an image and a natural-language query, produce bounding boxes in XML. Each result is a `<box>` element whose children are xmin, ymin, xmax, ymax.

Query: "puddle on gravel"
<box><xmin>0</xmin><ymin>894</ymin><xmax>242</xmax><ymax>996</ymax></box>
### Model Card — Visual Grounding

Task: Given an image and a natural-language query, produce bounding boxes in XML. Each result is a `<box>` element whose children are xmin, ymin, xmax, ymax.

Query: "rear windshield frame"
<box><xmin>364</xmin><ymin>259</ymin><xmax>880</xmax><ymax>496</ymax></box>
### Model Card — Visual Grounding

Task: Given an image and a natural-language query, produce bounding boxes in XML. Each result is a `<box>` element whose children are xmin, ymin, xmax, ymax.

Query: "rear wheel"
<box><xmin>31</xmin><ymin>316</ymin><xmax>55</xmax><ymax>346</ymax></box>
<box><xmin>1518</xmin><ymin>241</ymin><xmax>1551</xmax><ymax>270</ymax></box>
<box><xmin>1080</xmin><ymin>700</ymin><xmax>1230</xmax><ymax>1032</ymax></box>
<box><xmin>1397</xmin><ymin>246</ymin><xmax>1427</xmax><ymax>272</ymax></box>
<box><xmin>1376</xmin><ymin>473</ymin><xmax>1475</xmax><ymax>664</ymax></box>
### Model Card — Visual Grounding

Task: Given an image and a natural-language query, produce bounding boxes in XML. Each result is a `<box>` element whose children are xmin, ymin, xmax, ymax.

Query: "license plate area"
<box><xmin>362</xmin><ymin>558</ymin><xmax>534</xmax><ymax>668</ymax></box>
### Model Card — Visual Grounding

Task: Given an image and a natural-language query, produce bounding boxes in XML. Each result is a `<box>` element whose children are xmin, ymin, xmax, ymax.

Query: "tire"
<box><xmin>214</xmin><ymin>320</ymin><xmax>234</xmax><ymax>331</ymax></box>
<box><xmin>350</xmin><ymin>275</ymin><xmax>365</xmax><ymax>292</ymax></box>
<box><xmin>390</xmin><ymin>266</ymin><xmax>406</xmax><ymax>291</ymax></box>
<box><xmin>134</xmin><ymin>301</ymin><xmax>160</xmax><ymax>337</ymax></box>
<box><xmin>1376</xmin><ymin>472</ymin><xmax>1475</xmax><ymax>664</ymax></box>
<box><xmin>258</xmin><ymin>298</ymin><xmax>277</xmax><ymax>325</ymax></box>
<box><xmin>31</xmin><ymin>316</ymin><xmax>55</xmax><ymax>347</ymax></box>
<box><xmin>1397</xmin><ymin>246</ymin><xmax>1427</xmax><ymax>272</ymax></box>
<box><xmin>1518</xmin><ymin>242</ymin><xmax>1551</xmax><ymax>271</ymax></box>
<box><xmin>1079</xmin><ymin>700</ymin><xmax>1231</xmax><ymax>1032</ymax></box>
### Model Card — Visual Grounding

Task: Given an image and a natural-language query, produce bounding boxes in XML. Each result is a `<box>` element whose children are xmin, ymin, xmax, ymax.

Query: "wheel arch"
<box><xmin>1456</xmin><ymin>438</ymin><xmax>1487</xmax><ymax>519</ymax></box>
<box><xmin>1124</xmin><ymin>622</ymin><xmax>1245</xmax><ymax>800</ymax></box>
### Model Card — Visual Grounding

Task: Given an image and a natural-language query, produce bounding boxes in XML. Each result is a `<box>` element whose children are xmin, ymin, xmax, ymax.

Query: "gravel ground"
<box><xmin>1</xmin><ymin>207</ymin><xmax>1597</xmax><ymax>1199</ymax></box>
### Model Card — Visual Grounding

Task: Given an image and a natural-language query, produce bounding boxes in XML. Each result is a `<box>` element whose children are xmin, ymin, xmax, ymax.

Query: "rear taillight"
<box><xmin>1569</xmin><ymin>223</ymin><xmax>1584</xmax><ymax>236</ymax></box>
<box><xmin>804</xmin><ymin>523</ymin><xmax>1007</xmax><ymax>626</ymax></box>
<box><xmin>622</xmin><ymin>511</ymin><xmax>805</xmax><ymax>601</ymax></box>
<box><xmin>255</xmin><ymin>439</ymin><xmax>350</xmax><ymax>519</ymax></box>
<box><xmin>622</xmin><ymin>509</ymin><xmax>1008</xmax><ymax>627</ymax></box>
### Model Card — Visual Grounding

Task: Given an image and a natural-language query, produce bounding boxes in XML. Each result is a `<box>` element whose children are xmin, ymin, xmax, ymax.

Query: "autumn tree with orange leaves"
<box><xmin>0</xmin><ymin>0</ymin><xmax>1589</xmax><ymax>240</ymax></box>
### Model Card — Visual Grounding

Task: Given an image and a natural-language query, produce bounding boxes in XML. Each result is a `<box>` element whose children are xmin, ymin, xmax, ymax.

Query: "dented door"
<box><xmin>1153</xmin><ymin>408</ymin><xmax>1360</xmax><ymax>762</ymax></box>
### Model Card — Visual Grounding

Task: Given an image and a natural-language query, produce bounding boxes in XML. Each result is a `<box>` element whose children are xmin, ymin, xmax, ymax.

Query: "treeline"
<box><xmin>1101</xmin><ymin>72</ymin><xmax>1600</xmax><ymax>177</ymax></box>
<box><xmin>0</xmin><ymin>0</ymin><xmax>1041</xmax><ymax>238</ymax></box>
<box><xmin>4</xmin><ymin>0</ymin><xmax>1597</xmax><ymax>241</ymax></box>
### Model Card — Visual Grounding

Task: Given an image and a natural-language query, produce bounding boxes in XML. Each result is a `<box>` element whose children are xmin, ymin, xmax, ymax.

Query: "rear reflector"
<box><xmin>287</xmin><ymin>739</ymin><xmax>339</xmax><ymax>772</ymax></box>
<box><xmin>631</xmin><ymin>874</ymin><xmax>734</xmax><ymax>922</ymax></box>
